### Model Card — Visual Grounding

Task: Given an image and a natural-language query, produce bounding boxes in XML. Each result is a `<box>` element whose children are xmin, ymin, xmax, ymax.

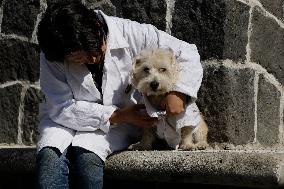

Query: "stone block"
<box><xmin>258</xmin><ymin>0</ymin><xmax>284</xmax><ymax>22</ymax></box>
<box><xmin>86</xmin><ymin>0</ymin><xmax>116</xmax><ymax>16</ymax></box>
<box><xmin>22</xmin><ymin>88</ymin><xmax>44</xmax><ymax>145</ymax></box>
<box><xmin>0</xmin><ymin>39</ymin><xmax>40</xmax><ymax>83</ymax></box>
<box><xmin>250</xmin><ymin>8</ymin><xmax>284</xmax><ymax>84</ymax></box>
<box><xmin>172</xmin><ymin>0</ymin><xmax>249</xmax><ymax>60</ymax></box>
<box><xmin>257</xmin><ymin>75</ymin><xmax>281</xmax><ymax>146</ymax></box>
<box><xmin>0</xmin><ymin>84</ymin><xmax>22</xmax><ymax>144</ymax></box>
<box><xmin>47</xmin><ymin>0</ymin><xmax>116</xmax><ymax>18</ymax></box>
<box><xmin>110</xmin><ymin>0</ymin><xmax>122</xmax><ymax>17</ymax></box>
<box><xmin>222</xmin><ymin>1</ymin><xmax>250</xmax><ymax>61</ymax></box>
<box><xmin>197</xmin><ymin>62</ymin><xmax>255</xmax><ymax>145</ymax></box>
<box><xmin>111</xmin><ymin>0</ymin><xmax>167</xmax><ymax>31</ymax></box>
<box><xmin>46</xmin><ymin>0</ymin><xmax>61</xmax><ymax>6</ymax></box>
<box><xmin>1</xmin><ymin>0</ymin><xmax>41</xmax><ymax>38</ymax></box>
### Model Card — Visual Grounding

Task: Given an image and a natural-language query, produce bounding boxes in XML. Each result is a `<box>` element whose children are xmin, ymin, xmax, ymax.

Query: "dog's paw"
<box><xmin>195</xmin><ymin>141</ymin><xmax>209</xmax><ymax>150</ymax></box>
<box><xmin>128</xmin><ymin>142</ymin><xmax>152</xmax><ymax>151</ymax></box>
<box><xmin>178</xmin><ymin>143</ymin><xmax>198</xmax><ymax>151</ymax></box>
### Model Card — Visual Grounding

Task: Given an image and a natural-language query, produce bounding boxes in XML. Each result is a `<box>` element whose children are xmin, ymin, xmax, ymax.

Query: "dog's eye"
<box><xmin>159</xmin><ymin>68</ymin><xmax>167</xmax><ymax>72</ymax></box>
<box><xmin>143</xmin><ymin>67</ymin><xmax>150</xmax><ymax>73</ymax></box>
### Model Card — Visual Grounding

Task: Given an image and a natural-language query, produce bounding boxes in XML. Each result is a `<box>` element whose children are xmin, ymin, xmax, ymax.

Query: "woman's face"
<box><xmin>65</xmin><ymin>39</ymin><xmax>107</xmax><ymax>65</ymax></box>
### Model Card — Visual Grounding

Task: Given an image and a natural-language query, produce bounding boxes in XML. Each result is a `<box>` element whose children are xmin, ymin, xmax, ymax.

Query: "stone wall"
<box><xmin>0</xmin><ymin>0</ymin><xmax>283</xmax><ymax>150</ymax></box>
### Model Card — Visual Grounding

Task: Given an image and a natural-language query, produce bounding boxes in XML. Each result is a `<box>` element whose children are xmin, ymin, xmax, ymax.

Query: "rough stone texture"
<box><xmin>46</xmin><ymin>0</ymin><xmax>62</xmax><ymax>6</ymax></box>
<box><xmin>22</xmin><ymin>88</ymin><xmax>44</xmax><ymax>145</ymax></box>
<box><xmin>46</xmin><ymin>0</ymin><xmax>116</xmax><ymax>17</ymax></box>
<box><xmin>105</xmin><ymin>151</ymin><xmax>284</xmax><ymax>188</ymax></box>
<box><xmin>0</xmin><ymin>84</ymin><xmax>22</xmax><ymax>144</ymax></box>
<box><xmin>110</xmin><ymin>0</ymin><xmax>122</xmax><ymax>17</ymax></box>
<box><xmin>1</xmin><ymin>0</ymin><xmax>41</xmax><ymax>38</ymax></box>
<box><xmin>197</xmin><ymin>62</ymin><xmax>255</xmax><ymax>145</ymax></box>
<box><xmin>86</xmin><ymin>0</ymin><xmax>116</xmax><ymax>16</ymax></box>
<box><xmin>1</xmin><ymin>148</ymin><xmax>284</xmax><ymax>188</ymax></box>
<box><xmin>222</xmin><ymin>1</ymin><xmax>250</xmax><ymax>61</ymax></box>
<box><xmin>172</xmin><ymin>0</ymin><xmax>249</xmax><ymax>60</ymax></box>
<box><xmin>0</xmin><ymin>148</ymin><xmax>36</xmax><ymax>174</ymax></box>
<box><xmin>258</xmin><ymin>0</ymin><xmax>284</xmax><ymax>22</ymax></box>
<box><xmin>113</xmin><ymin>0</ymin><xmax>167</xmax><ymax>31</ymax></box>
<box><xmin>250</xmin><ymin>8</ymin><xmax>284</xmax><ymax>84</ymax></box>
<box><xmin>0</xmin><ymin>39</ymin><xmax>40</xmax><ymax>83</ymax></box>
<box><xmin>46</xmin><ymin>0</ymin><xmax>85</xmax><ymax>7</ymax></box>
<box><xmin>172</xmin><ymin>0</ymin><xmax>225</xmax><ymax>60</ymax></box>
<box><xmin>257</xmin><ymin>75</ymin><xmax>281</xmax><ymax>146</ymax></box>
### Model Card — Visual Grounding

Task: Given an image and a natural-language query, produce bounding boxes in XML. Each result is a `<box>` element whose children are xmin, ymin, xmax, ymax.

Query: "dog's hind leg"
<box><xmin>179</xmin><ymin>126</ymin><xmax>197</xmax><ymax>150</ymax></box>
<box><xmin>128</xmin><ymin>127</ymin><xmax>156</xmax><ymax>151</ymax></box>
<box><xmin>193</xmin><ymin>116</ymin><xmax>209</xmax><ymax>150</ymax></box>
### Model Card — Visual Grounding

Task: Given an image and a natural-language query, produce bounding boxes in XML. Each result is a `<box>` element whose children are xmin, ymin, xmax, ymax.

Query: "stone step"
<box><xmin>1</xmin><ymin>147</ymin><xmax>284</xmax><ymax>188</ymax></box>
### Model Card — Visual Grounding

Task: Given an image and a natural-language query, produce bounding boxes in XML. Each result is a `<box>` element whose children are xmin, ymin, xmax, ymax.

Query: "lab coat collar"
<box><xmin>98</xmin><ymin>11</ymin><xmax>129</xmax><ymax>50</ymax></box>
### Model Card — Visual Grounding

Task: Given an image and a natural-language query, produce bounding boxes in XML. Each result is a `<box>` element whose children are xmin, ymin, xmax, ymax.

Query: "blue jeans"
<box><xmin>35</xmin><ymin>146</ymin><xmax>104</xmax><ymax>189</ymax></box>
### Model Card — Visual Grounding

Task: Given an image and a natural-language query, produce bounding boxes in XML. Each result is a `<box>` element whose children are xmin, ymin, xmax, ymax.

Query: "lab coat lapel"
<box><xmin>102</xmin><ymin>49</ymin><xmax>133</xmax><ymax>106</ymax></box>
<box><xmin>100</xmin><ymin>11</ymin><xmax>133</xmax><ymax>106</ymax></box>
<box><xmin>67</xmin><ymin>62</ymin><xmax>102</xmax><ymax>101</ymax></box>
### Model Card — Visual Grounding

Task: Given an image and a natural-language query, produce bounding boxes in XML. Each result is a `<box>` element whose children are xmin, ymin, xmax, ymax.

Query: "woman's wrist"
<box><xmin>110</xmin><ymin>109</ymin><xmax>123</xmax><ymax>125</ymax></box>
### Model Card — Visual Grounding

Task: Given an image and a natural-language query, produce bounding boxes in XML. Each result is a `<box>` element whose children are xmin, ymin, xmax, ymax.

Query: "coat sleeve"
<box><xmin>39</xmin><ymin>53</ymin><xmax>117</xmax><ymax>133</ymax></box>
<box><xmin>158</xmin><ymin>30</ymin><xmax>203</xmax><ymax>102</ymax></box>
<box><xmin>117</xmin><ymin>18</ymin><xmax>203</xmax><ymax>102</ymax></box>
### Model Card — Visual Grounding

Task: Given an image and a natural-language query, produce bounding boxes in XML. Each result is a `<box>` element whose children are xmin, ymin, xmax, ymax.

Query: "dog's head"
<box><xmin>131</xmin><ymin>48</ymin><xmax>178</xmax><ymax>96</ymax></box>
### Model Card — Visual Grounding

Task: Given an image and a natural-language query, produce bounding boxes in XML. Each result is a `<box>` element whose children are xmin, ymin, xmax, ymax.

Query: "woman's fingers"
<box><xmin>140</xmin><ymin>117</ymin><xmax>158</xmax><ymax>128</ymax></box>
<box><xmin>133</xmin><ymin>104</ymin><xmax>146</xmax><ymax>110</ymax></box>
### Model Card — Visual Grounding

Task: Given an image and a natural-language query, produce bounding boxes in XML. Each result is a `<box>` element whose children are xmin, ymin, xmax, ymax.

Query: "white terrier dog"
<box><xmin>129</xmin><ymin>48</ymin><xmax>208</xmax><ymax>151</ymax></box>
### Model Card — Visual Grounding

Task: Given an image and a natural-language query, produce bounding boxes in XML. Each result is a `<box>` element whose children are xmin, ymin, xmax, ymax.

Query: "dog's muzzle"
<box><xmin>150</xmin><ymin>81</ymin><xmax>159</xmax><ymax>91</ymax></box>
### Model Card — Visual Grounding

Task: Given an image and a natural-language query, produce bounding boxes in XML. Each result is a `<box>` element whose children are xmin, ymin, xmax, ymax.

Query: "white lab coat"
<box><xmin>37</xmin><ymin>11</ymin><xmax>203</xmax><ymax>161</ymax></box>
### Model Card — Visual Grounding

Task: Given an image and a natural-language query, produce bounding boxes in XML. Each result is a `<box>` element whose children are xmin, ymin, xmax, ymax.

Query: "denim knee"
<box><xmin>36</xmin><ymin>147</ymin><xmax>70</xmax><ymax>189</ymax></box>
<box><xmin>68</xmin><ymin>146</ymin><xmax>104</xmax><ymax>189</ymax></box>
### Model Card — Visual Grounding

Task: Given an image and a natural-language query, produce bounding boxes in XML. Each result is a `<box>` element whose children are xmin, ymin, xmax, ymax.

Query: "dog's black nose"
<box><xmin>150</xmin><ymin>81</ymin><xmax>159</xmax><ymax>91</ymax></box>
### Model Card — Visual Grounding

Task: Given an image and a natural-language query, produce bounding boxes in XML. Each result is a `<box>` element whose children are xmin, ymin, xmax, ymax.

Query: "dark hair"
<box><xmin>37</xmin><ymin>1</ymin><xmax>108</xmax><ymax>62</ymax></box>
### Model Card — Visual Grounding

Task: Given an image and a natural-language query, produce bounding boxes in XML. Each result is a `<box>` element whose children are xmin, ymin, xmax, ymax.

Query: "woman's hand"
<box><xmin>161</xmin><ymin>91</ymin><xmax>186</xmax><ymax>116</ymax></box>
<box><xmin>110</xmin><ymin>104</ymin><xmax>158</xmax><ymax>128</ymax></box>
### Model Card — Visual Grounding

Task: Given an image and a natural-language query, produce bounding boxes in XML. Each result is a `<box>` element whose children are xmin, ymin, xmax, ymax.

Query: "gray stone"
<box><xmin>197</xmin><ymin>62</ymin><xmax>255</xmax><ymax>145</ymax></box>
<box><xmin>22</xmin><ymin>88</ymin><xmax>44</xmax><ymax>145</ymax></box>
<box><xmin>1</xmin><ymin>0</ymin><xmax>41</xmax><ymax>38</ymax></box>
<box><xmin>257</xmin><ymin>75</ymin><xmax>281</xmax><ymax>146</ymax></box>
<box><xmin>0</xmin><ymin>84</ymin><xmax>22</xmax><ymax>144</ymax></box>
<box><xmin>110</xmin><ymin>0</ymin><xmax>123</xmax><ymax>17</ymax></box>
<box><xmin>0</xmin><ymin>39</ymin><xmax>40</xmax><ymax>83</ymax></box>
<box><xmin>113</xmin><ymin>0</ymin><xmax>167</xmax><ymax>31</ymax></box>
<box><xmin>0</xmin><ymin>148</ymin><xmax>36</xmax><ymax>174</ymax></box>
<box><xmin>46</xmin><ymin>0</ymin><xmax>62</xmax><ymax>6</ymax></box>
<box><xmin>46</xmin><ymin>0</ymin><xmax>84</xmax><ymax>7</ymax></box>
<box><xmin>86</xmin><ymin>0</ymin><xmax>116</xmax><ymax>16</ymax></box>
<box><xmin>258</xmin><ymin>0</ymin><xmax>284</xmax><ymax>22</ymax></box>
<box><xmin>222</xmin><ymin>1</ymin><xmax>250</xmax><ymax>61</ymax></box>
<box><xmin>251</xmin><ymin>9</ymin><xmax>284</xmax><ymax>84</ymax></box>
<box><xmin>46</xmin><ymin>0</ymin><xmax>116</xmax><ymax>18</ymax></box>
<box><xmin>172</xmin><ymin>0</ymin><xmax>249</xmax><ymax>60</ymax></box>
<box><xmin>105</xmin><ymin>151</ymin><xmax>284</xmax><ymax>188</ymax></box>
<box><xmin>2</xmin><ymin>148</ymin><xmax>284</xmax><ymax>188</ymax></box>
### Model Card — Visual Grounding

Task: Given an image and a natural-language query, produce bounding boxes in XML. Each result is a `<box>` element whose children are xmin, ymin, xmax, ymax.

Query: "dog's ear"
<box><xmin>133</xmin><ymin>55</ymin><xmax>143</xmax><ymax>68</ymax></box>
<box><xmin>163</xmin><ymin>48</ymin><xmax>175</xmax><ymax>65</ymax></box>
<box><xmin>165</xmin><ymin>47</ymin><xmax>174</xmax><ymax>54</ymax></box>
<box><xmin>135</xmin><ymin>57</ymin><xmax>142</xmax><ymax>65</ymax></box>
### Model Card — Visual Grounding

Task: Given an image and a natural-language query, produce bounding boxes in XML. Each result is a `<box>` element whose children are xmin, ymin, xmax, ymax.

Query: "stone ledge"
<box><xmin>1</xmin><ymin>148</ymin><xmax>284</xmax><ymax>188</ymax></box>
